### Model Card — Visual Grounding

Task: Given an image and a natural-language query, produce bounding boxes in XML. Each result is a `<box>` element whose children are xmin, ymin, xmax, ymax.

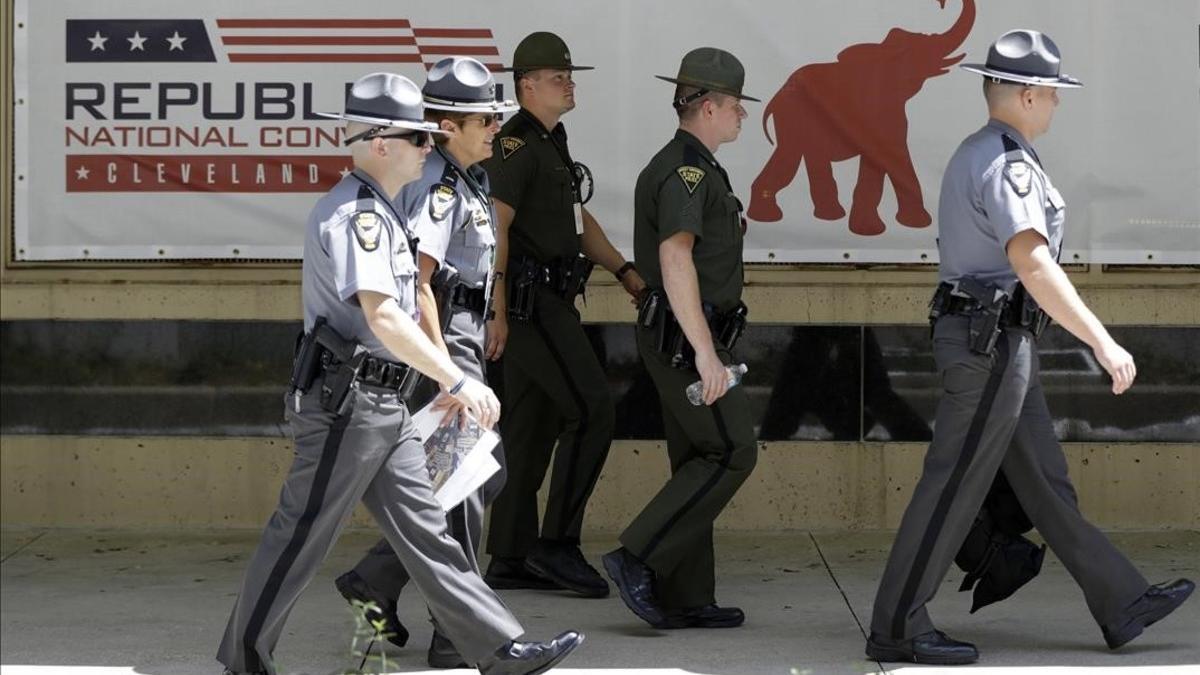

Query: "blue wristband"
<box><xmin>448</xmin><ymin>375</ymin><xmax>467</xmax><ymax>396</ymax></box>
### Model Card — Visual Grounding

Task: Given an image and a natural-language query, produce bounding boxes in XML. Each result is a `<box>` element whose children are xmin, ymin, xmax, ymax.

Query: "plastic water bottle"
<box><xmin>686</xmin><ymin>363</ymin><xmax>748</xmax><ymax>406</ymax></box>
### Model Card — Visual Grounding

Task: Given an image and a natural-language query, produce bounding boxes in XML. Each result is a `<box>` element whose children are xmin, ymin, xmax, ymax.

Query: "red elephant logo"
<box><xmin>748</xmin><ymin>0</ymin><xmax>976</xmax><ymax>236</ymax></box>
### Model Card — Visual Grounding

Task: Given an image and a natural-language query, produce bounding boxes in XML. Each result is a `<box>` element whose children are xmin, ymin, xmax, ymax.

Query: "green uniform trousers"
<box><xmin>486</xmin><ymin>286</ymin><xmax>614</xmax><ymax>558</ymax></box>
<box><xmin>619</xmin><ymin>325</ymin><xmax>758</xmax><ymax>610</ymax></box>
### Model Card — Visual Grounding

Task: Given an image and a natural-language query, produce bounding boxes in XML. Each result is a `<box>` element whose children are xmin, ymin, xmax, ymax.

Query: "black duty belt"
<box><xmin>929</xmin><ymin>281</ymin><xmax>1051</xmax><ymax>339</ymax></box>
<box><xmin>638</xmin><ymin>288</ymin><xmax>748</xmax><ymax>368</ymax></box>
<box><xmin>321</xmin><ymin>347</ymin><xmax>414</xmax><ymax>390</ymax></box>
<box><xmin>448</xmin><ymin>284</ymin><xmax>491</xmax><ymax>318</ymax></box>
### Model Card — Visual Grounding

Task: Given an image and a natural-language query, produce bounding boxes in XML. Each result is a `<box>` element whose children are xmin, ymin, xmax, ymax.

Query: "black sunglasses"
<box><xmin>343</xmin><ymin>127</ymin><xmax>433</xmax><ymax>147</ymax></box>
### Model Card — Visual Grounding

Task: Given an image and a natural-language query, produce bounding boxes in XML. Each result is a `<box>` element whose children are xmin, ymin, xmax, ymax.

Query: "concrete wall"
<box><xmin>2</xmin><ymin>2</ymin><xmax>1197</xmax><ymax>530</ymax></box>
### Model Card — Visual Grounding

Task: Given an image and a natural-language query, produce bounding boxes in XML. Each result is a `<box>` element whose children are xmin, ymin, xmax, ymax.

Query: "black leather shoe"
<box><xmin>427</xmin><ymin>631</ymin><xmax>467</xmax><ymax>669</ymax></box>
<box><xmin>485</xmin><ymin>556</ymin><xmax>564</xmax><ymax>591</ymax></box>
<box><xmin>661</xmin><ymin>603</ymin><xmax>745</xmax><ymax>629</ymax></box>
<box><xmin>866</xmin><ymin>630</ymin><xmax>979</xmax><ymax>665</ymax></box>
<box><xmin>479</xmin><ymin>630</ymin><xmax>584</xmax><ymax>675</ymax></box>
<box><xmin>1103</xmin><ymin>578</ymin><xmax>1195</xmax><ymax>649</ymax></box>
<box><xmin>526</xmin><ymin>540</ymin><xmax>610</xmax><ymax>598</ymax></box>
<box><xmin>334</xmin><ymin>570</ymin><xmax>408</xmax><ymax>648</ymax></box>
<box><xmin>602</xmin><ymin>547</ymin><xmax>666</xmax><ymax>627</ymax></box>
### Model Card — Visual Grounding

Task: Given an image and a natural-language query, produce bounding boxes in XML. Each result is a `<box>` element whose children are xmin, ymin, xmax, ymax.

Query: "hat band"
<box><xmin>424</xmin><ymin>93</ymin><xmax>499</xmax><ymax>107</ymax></box>
<box><xmin>984</xmin><ymin>63</ymin><xmax>1061</xmax><ymax>81</ymax></box>
<box><xmin>344</xmin><ymin>107</ymin><xmax>423</xmax><ymax>125</ymax></box>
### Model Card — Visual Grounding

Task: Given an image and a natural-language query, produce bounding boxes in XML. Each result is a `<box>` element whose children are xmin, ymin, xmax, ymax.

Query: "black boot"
<box><xmin>334</xmin><ymin>571</ymin><xmax>408</xmax><ymax>648</ymax></box>
<box><xmin>661</xmin><ymin>604</ymin><xmax>745</xmax><ymax>629</ymax></box>
<box><xmin>1103</xmin><ymin>578</ymin><xmax>1195</xmax><ymax>649</ymax></box>
<box><xmin>484</xmin><ymin>556</ymin><xmax>564</xmax><ymax>591</ymax></box>
<box><xmin>866</xmin><ymin>630</ymin><xmax>979</xmax><ymax>665</ymax></box>
<box><xmin>479</xmin><ymin>631</ymin><xmax>585</xmax><ymax>675</ymax></box>
<box><xmin>601</xmin><ymin>547</ymin><xmax>665</xmax><ymax>627</ymax></box>
<box><xmin>525</xmin><ymin>539</ymin><xmax>609</xmax><ymax>598</ymax></box>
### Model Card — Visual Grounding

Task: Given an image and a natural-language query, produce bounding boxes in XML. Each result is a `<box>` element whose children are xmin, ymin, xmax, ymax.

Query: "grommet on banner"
<box><xmin>842</xmin><ymin>252</ymin><xmax>851</xmax><ymax>260</ymax></box>
<box><xmin>920</xmin><ymin>253</ymin><xmax>929</xmax><ymax>261</ymax></box>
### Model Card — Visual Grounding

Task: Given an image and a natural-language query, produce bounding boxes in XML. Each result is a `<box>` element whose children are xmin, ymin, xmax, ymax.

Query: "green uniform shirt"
<box><xmin>634</xmin><ymin>129</ymin><xmax>744</xmax><ymax>312</ymax></box>
<box><xmin>482</xmin><ymin>109</ymin><xmax>581</xmax><ymax>264</ymax></box>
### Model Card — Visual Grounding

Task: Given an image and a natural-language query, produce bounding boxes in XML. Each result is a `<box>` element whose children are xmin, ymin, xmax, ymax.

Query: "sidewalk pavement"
<box><xmin>2</xmin><ymin>529</ymin><xmax>1197</xmax><ymax>674</ymax></box>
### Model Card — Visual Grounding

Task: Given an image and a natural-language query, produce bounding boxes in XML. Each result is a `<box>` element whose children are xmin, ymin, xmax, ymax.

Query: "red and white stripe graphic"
<box><xmin>216</xmin><ymin>19</ymin><xmax>502</xmax><ymax>68</ymax></box>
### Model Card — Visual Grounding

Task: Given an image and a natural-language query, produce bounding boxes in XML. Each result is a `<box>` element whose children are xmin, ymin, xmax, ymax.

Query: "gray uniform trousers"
<box><xmin>217</xmin><ymin>377</ymin><xmax>521</xmax><ymax>674</ymax></box>
<box><xmin>870</xmin><ymin>315</ymin><xmax>1149</xmax><ymax>640</ymax></box>
<box><xmin>349</xmin><ymin>310</ymin><xmax>508</xmax><ymax>604</ymax></box>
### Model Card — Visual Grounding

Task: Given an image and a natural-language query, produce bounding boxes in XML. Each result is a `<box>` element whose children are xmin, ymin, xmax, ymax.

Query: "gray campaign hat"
<box><xmin>317</xmin><ymin>72</ymin><xmax>443</xmax><ymax>132</ymax></box>
<box><xmin>423</xmin><ymin>57</ymin><xmax>519</xmax><ymax>114</ymax></box>
<box><xmin>961</xmin><ymin>29</ymin><xmax>1082</xmax><ymax>88</ymax></box>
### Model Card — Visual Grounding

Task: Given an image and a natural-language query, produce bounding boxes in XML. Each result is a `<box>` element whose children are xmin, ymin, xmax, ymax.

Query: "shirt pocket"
<box><xmin>456</xmin><ymin>212</ymin><xmax>496</xmax><ymax>284</ymax></box>
<box><xmin>550</xmin><ymin>165</ymin><xmax>576</xmax><ymax>208</ymax></box>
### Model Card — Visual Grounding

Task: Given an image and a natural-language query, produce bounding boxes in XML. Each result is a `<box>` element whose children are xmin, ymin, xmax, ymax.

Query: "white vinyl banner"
<box><xmin>12</xmin><ymin>0</ymin><xmax>1200</xmax><ymax>263</ymax></box>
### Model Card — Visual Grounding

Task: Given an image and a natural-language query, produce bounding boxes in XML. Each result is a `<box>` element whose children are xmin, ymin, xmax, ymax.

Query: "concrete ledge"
<box><xmin>3</xmin><ymin>436</ymin><xmax>1196</xmax><ymax>530</ymax></box>
<box><xmin>3</xmin><ymin>277</ymin><xmax>1198</xmax><ymax>324</ymax></box>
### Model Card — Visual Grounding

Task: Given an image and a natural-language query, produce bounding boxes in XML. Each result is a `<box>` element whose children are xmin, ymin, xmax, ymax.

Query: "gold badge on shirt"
<box><xmin>676</xmin><ymin>166</ymin><xmax>706</xmax><ymax>195</ymax></box>
<box><xmin>500</xmin><ymin>137</ymin><xmax>525</xmax><ymax>160</ymax></box>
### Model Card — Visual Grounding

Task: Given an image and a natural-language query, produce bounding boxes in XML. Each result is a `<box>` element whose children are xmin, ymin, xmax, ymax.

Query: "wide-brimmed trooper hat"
<box><xmin>423</xmin><ymin>57</ymin><xmax>519</xmax><ymax>114</ymax></box>
<box><xmin>656</xmin><ymin>47</ymin><xmax>760</xmax><ymax>103</ymax></box>
<box><xmin>961</xmin><ymin>29</ymin><xmax>1083</xmax><ymax>88</ymax></box>
<box><xmin>499</xmin><ymin>31</ymin><xmax>593</xmax><ymax>72</ymax></box>
<box><xmin>317</xmin><ymin>72</ymin><xmax>444</xmax><ymax>133</ymax></box>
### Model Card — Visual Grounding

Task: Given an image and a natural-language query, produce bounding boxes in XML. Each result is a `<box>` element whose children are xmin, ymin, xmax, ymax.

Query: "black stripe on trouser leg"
<box><xmin>529</xmin><ymin>319</ymin><xmax>593</xmax><ymax>540</ymax></box>
<box><xmin>242</xmin><ymin>408</ymin><xmax>353</xmax><ymax>671</ymax></box>
<box><xmin>640</xmin><ymin>403</ymin><xmax>735</xmax><ymax>561</ymax></box>
<box><xmin>891</xmin><ymin>337</ymin><xmax>1011</xmax><ymax>640</ymax></box>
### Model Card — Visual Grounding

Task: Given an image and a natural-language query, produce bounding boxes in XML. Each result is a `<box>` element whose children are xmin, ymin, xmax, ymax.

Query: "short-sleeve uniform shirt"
<box><xmin>400</xmin><ymin>145</ymin><xmax>496</xmax><ymax>291</ymax></box>
<box><xmin>937</xmin><ymin>119</ymin><xmax>1066</xmax><ymax>293</ymax></box>
<box><xmin>633</xmin><ymin>129</ymin><xmax>745</xmax><ymax>312</ymax></box>
<box><xmin>398</xmin><ymin>145</ymin><xmax>496</xmax><ymax>371</ymax></box>
<box><xmin>302</xmin><ymin>170</ymin><xmax>420</xmax><ymax>360</ymax></box>
<box><xmin>482</xmin><ymin>109</ymin><xmax>581</xmax><ymax>264</ymax></box>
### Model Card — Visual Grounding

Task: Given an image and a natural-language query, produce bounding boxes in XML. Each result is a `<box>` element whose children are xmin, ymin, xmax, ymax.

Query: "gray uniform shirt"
<box><xmin>398</xmin><ymin>146</ymin><xmax>496</xmax><ymax>374</ymax></box>
<box><xmin>400</xmin><ymin>145</ymin><xmax>497</xmax><ymax>290</ymax></box>
<box><xmin>302</xmin><ymin>170</ymin><xmax>419</xmax><ymax>360</ymax></box>
<box><xmin>937</xmin><ymin>119</ymin><xmax>1066</xmax><ymax>293</ymax></box>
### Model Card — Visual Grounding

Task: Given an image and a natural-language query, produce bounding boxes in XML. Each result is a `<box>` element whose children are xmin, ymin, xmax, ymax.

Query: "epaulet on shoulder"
<box><xmin>1000</xmin><ymin>134</ymin><xmax>1034</xmax><ymax>197</ymax></box>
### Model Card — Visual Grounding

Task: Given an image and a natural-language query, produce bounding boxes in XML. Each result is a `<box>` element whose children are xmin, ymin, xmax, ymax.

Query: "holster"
<box><xmin>638</xmin><ymin>288</ymin><xmax>748</xmax><ymax>369</ymax></box>
<box><xmin>929</xmin><ymin>279</ymin><xmax>1009</xmax><ymax>356</ymax></box>
<box><xmin>506</xmin><ymin>255</ymin><xmax>595</xmax><ymax>322</ymax></box>
<box><xmin>1008</xmin><ymin>283</ymin><xmax>1051</xmax><ymax>339</ymax></box>
<box><xmin>289</xmin><ymin>317</ymin><xmax>419</xmax><ymax>415</ymax></box>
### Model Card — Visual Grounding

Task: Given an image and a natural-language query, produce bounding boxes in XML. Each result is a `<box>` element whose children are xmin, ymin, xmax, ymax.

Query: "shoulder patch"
<box><xmin>429</xmin><ymin>184</ymin><xmax>457</xmax><ymax>221</ymax></box>
<box><xmin>1004</xmin><ymin>160</ymin><xmax>1033</xmax><ymax>197</ymax></box>
<box><xmin>499</xmin><ymin>136</ymin><xmax>525</xmax><ymax>160</ymax></box>
<box><xmin>675</xmin><ymin>165</ymin><xmax>706</xmax><ymax>195</ymax></box>
<box><xmin>350</xmin><ymin>211</ymin><xmax>383</xmax><ymax>252</ymax></box>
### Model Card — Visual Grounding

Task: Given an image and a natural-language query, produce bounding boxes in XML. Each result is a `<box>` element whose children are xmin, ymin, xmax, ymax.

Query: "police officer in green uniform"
<box><xmin>865</xmin><ymin>30</ymin><xmax>1194</xmax><ymax>665</ymax></box>
<box><xmin>481</xmin><ymin>31</ymin><xmax>646</xmax><ymax>597</ymax></box>
<box><xmin>602</xmin><ymin>48</ymin><xmax>758</xmax><ymax>630</ymax></box>
<box><xmin>333</xmin><ymin>57</ymin><xmax>522</xmax><ymax>669</ymax></box>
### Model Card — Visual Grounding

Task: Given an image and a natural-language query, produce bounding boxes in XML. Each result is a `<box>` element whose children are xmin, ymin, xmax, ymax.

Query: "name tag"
<box><xmin>573</xmin><ymin>201</ymin><xmax>584</xmax><ymax>235</ymax></box>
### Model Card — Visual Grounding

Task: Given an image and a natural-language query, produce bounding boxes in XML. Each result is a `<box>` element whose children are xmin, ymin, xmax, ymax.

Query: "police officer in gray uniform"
<box><xmin>334</xmin><ymin>58</ymin><xmax>522</xmax><ymax>670</ymax></box>
<box><xmin>216</xmin><ymin>71</ymin><xmax>582</xmax><ymax>675</ymax></box>
<box><xmin>865</xmin><ymin>31</ymin><xmax>1194</xmax><ymax>665</ymax></box>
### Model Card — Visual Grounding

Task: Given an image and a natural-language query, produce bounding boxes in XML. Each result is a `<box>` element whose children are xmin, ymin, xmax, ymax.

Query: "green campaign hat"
<box><xmin>655</xmin><ymin>47</ymin><xmax>759</xmax><ymax>102</ymax></box>
<box><xmin>500</xmin><ymin>31</ymin><xmax>593</xmax><ymax>72</ymax></box>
